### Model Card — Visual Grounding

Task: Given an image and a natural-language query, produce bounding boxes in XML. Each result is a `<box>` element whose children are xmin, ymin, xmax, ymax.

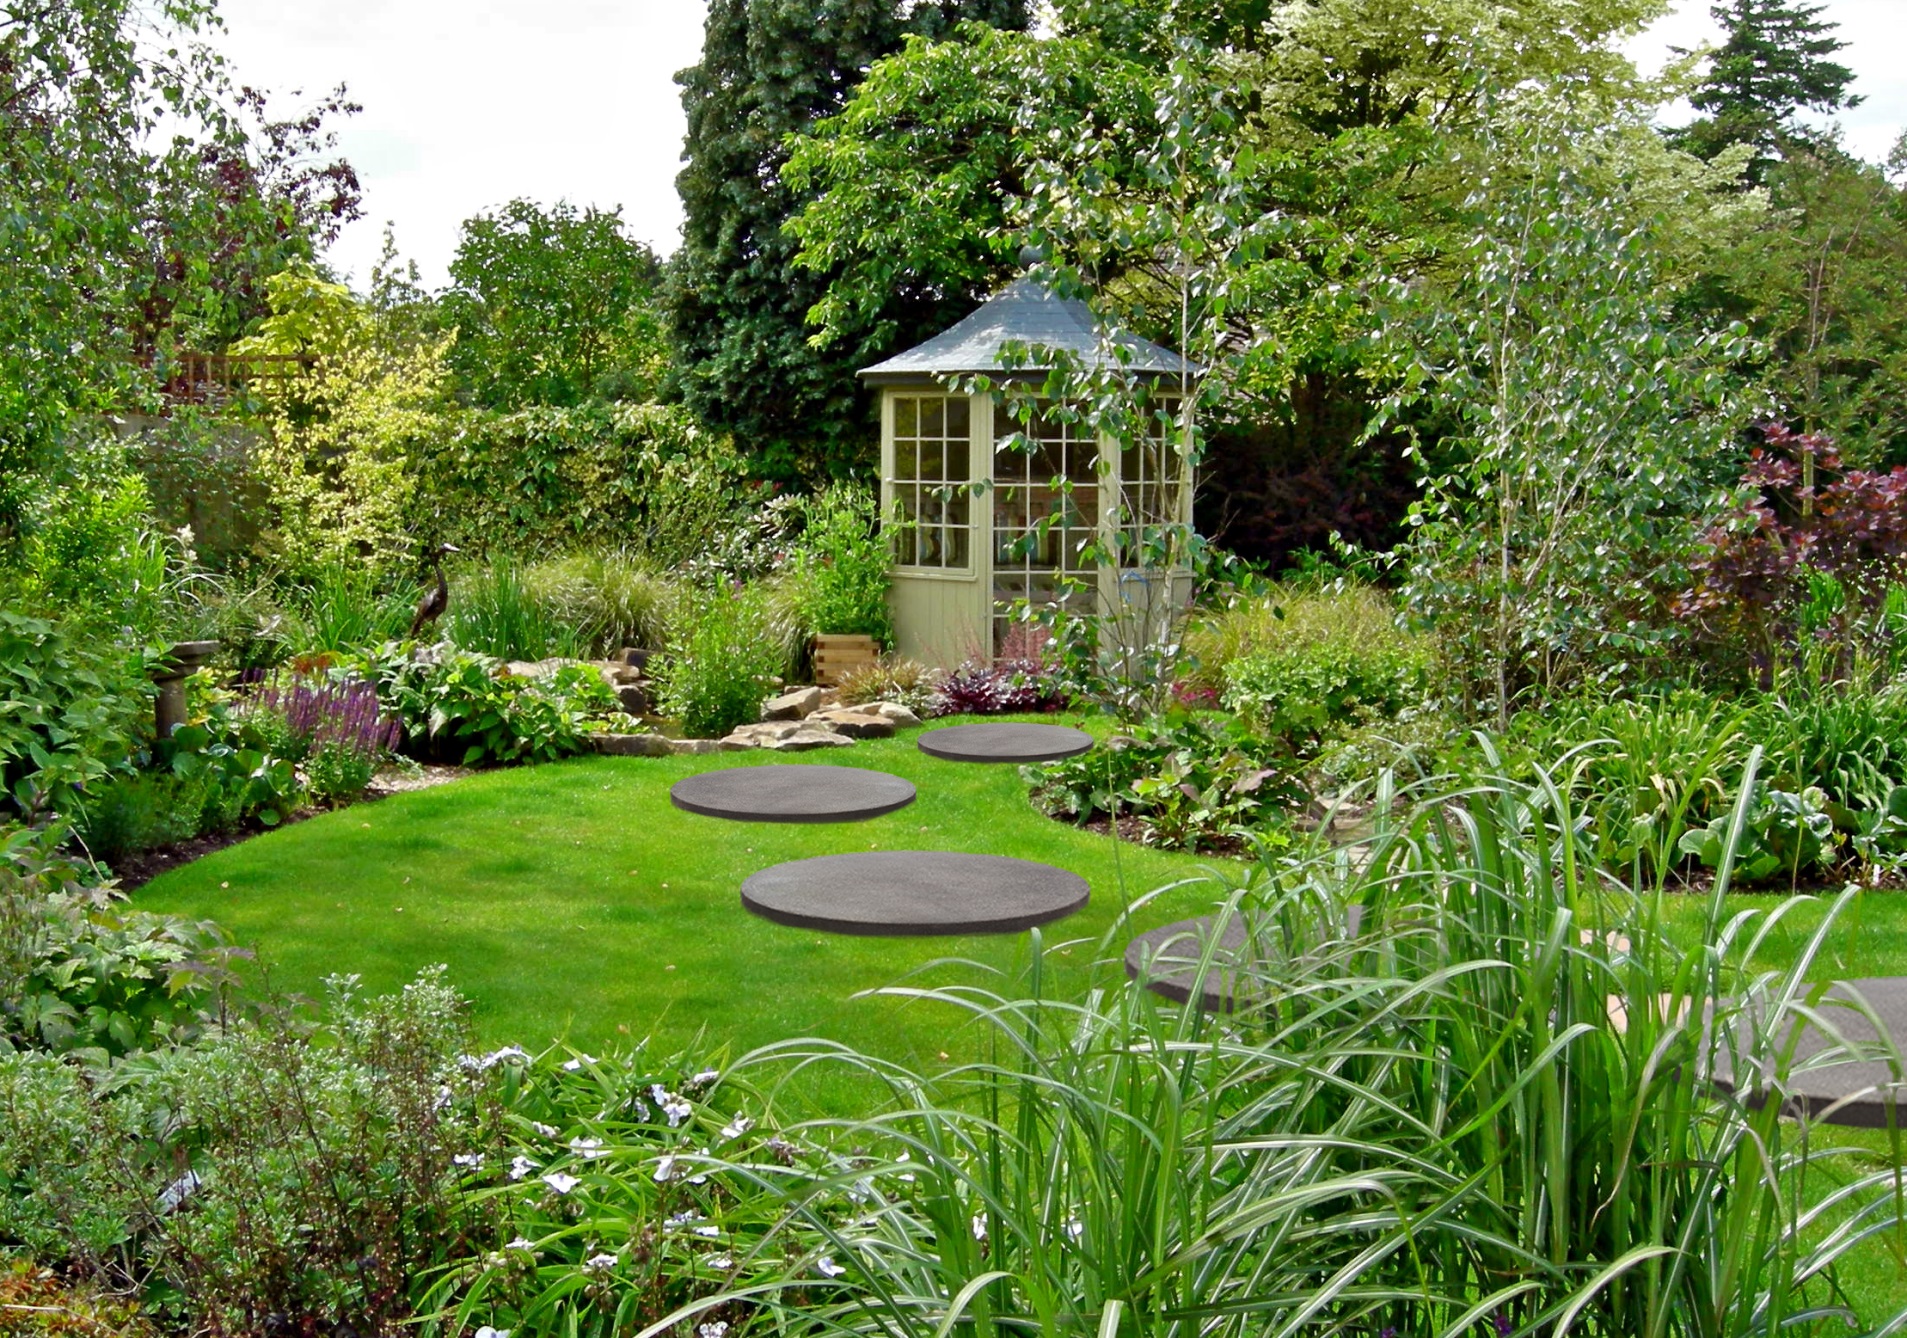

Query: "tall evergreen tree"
<box><xmin>1683</xmin><ymin>0</ymin><xmax>1860</xmax><ymax>178</ymax></box>
<box><xmin>669</xmin><ymin>0</ymin><xmax>1028</xmax><ymax>482</ymax></box>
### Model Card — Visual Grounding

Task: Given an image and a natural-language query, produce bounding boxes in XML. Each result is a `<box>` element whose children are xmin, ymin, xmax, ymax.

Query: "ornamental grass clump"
<box><xmin>627</xmin><ymin>755</ymin><xmax>1906</xmax><ymax>1337</ymax></box>
<box><xmin>448</xmin><ymin>555</ymin><xmax>591</xmax><ymax>662</ymax></box>
<box><xmin>655</xmin><ymin>585</ymin><xmax>786</xmax><ymax>738</ymax></box>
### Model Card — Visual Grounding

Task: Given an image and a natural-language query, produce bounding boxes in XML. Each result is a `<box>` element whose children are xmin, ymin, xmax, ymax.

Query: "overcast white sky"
<box><xmin>210</xmin><ymin>0</ymin><xmax>1907</xmax><ymax>292</ymax></box>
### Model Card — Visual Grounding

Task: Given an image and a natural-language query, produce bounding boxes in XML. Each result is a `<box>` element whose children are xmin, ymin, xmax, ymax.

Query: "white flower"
<box><xmin>583</xmin><ymin>1251</ymin><xmax>618</xmax><ymax>1274</ymax></box>
<box><xmin>664</xmin><ymin>1210</ymin><xmax>697</xmax><ymax>1230</ymax></box>
<box><xmin>662</xmin><ymin>1097</ymin><xmax>693</xmax><ymax>1127</ymax></box>
<box><xmin>693</xmin><ymin>1224</ymin><xmax>722</xmax><ymax>1238</ymax></box>
<box><xmin>1063</xmin><ymin>1217</ymin><xmax>1084</xmax><ymax>1241</ymax></box>
<box><xmin>706</xmin><ymin>1254</ymin><xmax>733</xmax><ymax>1270</ymax></box>
<box><xmin>475</xmin><ymin>1326</ymin><xmax>512</xmax><ymax>1338</ymax></box>
<box><xmin>653</xmin><ymin>1155</ymin><xmax>682</xmax><ymax>1183</ymax></box>
<box><xmin>453</xmin><ymin>1152</ymin><xmax>484</xmax><ymax>1169</ymax></box>
<box><xmin>720</xmin><ymin>1115</ymin><xmax>754</xmax><ymax>1141</ymax></box>
<box><xmin>506</xmin><ymin>1237</ymin><xmax>535</xmax><ymax>1253</ymax></box>
<box><xmin>561</xmin><ymin>1053</ymin><xmax>598</xmax><ymax>1072</ymax></box>
<box><xmin>689</xmin><ymin>1148</ymin><xmax>710</xmax><ymax>1185</ymax></box>
<box><xmin>569</xmin><ymin>1136</ymin><xmax>608</xmax><ymax>1160</ymax></box>
<box><xmin>650</xmin><ymin>1083</ymin><xmax>671</xmax><ymax>1103</ymax></box>
<box><xmin>971</xmin><ymin>1214</ymin><xmax>987</xmax><ymax>1240</ymax></box>
<box><xmin>473</xmin><ymin>1045</ymin><xmax>529</xmax><ymax>1070</ymax></box>
<box><xmin>542</xmin><ymin>1172</ymin><xmax>580</xmax><ymax>1195</ymax></box>
<box><xmin>508</xmin><ymin>1155</ymin><xmax>538</xmax><ymax>1181</ymax></box>
<box><xmin>699</xmin><ymin>1323</ymin><xmax>730</xmax><ymax>1338</ymax></box>
<box><xmin>816</xmin><ymin>1256</ymin><xmax>846</xmax><ymax>1278</ymax></box>
<box><xmin>691</xmin><ymin>1068</ymin><xmax>720</xmax><ymax>1084</ymax></box>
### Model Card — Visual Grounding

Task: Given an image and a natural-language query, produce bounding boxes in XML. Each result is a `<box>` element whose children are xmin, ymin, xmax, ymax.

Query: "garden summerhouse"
<box><xmin>858</xmin><ymin>277</ymin><xmax>1196</xmax><ymax>668</ymax></box>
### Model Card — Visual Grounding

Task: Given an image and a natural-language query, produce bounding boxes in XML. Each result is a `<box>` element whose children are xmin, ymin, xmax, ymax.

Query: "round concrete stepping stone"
<box><xmin>1125</xmin><ymin>915</ymin><xmax>1254</xmax><ymax>1011</ymax></box>
<box><xmin>917</xmin><ymin>722</ymin><xmax>1093</xmax><ymax>764</ymax></box>
<box><xmin>1125</xmin><ymin>906</ymin><xmax>1368</xmax><ymax>1012</ymax></box>
<box><xmin>741</xmin><ymin>851</ymin><xmax>1088</xmax><ymax>936</ymax></box>
<box><xmin>1718</xmin><ymin>976</ymin><xmax>1907</xmax><ymax>1129</ymax></box>
<box><xmin>670</xmin><ymin>765</ymin><xmax>915</xmax><ymax>823</ymax></box>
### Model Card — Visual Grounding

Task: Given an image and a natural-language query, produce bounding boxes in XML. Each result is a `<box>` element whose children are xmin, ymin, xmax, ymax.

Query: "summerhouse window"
<box><xmin>889</xmin><ymin>394</ymin><xmax>972</xmax><ymax>570</ymax></box>
<box><xmin>992</xmin><ymin>405</ymin><xmax>1100</xmax><ymax>653</ymax></box>
<box><xmin>1118</xmin><ymin>395</ymin><xmax>1186</xmax><ymax>562</ymax></box>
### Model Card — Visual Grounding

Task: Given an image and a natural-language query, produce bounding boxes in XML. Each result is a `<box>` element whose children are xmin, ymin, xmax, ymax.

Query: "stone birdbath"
<box><xmin>150</xmin><ymin>640</ymin><xmax>221</xmax><ymax>738</ymax></box>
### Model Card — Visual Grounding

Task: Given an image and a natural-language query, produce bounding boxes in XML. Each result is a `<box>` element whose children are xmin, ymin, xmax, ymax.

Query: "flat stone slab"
<box><xmin>1719</xmin><ymin>976</ymin><xmax>1907</xmax><ymax>1128</ymax></box>
<box><xmin>1125</xmin><ymin>906</ymin><xmax>1367</xmax><ymax>1012</ymax></box>
<box><xmin>671</xmin><ymin>765</ymin><xmax>915</xmax><ymax>824</ymax></box>
<box><xmin>917</xmin><ymin>722</ymin><xmax>1093</xmax><ymax>764</ymax></box>
<box><xmin>742</xmin><ymin>851</ymin><xmax>1088</xmax><ymax>936</ymax></box>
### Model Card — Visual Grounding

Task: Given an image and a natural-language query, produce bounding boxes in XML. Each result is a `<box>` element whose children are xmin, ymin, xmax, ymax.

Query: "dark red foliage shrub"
<box><xmin>1676</xmin><ymin>424</ymin><xmax>1907</xmax><ymax>677</ymax></box>
<box><xmin>929</xmin><ymin>659</ymin><xmax>1070</xmax><ymax>718</ymax></box>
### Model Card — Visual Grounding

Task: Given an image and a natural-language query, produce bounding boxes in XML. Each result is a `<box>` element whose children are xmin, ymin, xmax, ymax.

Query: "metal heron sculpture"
<box><xmin>409</xmin><ymin>543</ymin><xmax>460</xmax><ymax>638</ymax></box>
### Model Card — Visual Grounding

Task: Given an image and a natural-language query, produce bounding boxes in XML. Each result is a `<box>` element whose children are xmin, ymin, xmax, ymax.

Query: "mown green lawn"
<box><xmin>133</xmin><ymin>738</ymin><xmax>1907</xmax><ymax>1315</ymax></box>
<box><xmin>1661</xmin><ymin>885</ymin><xmax>1907</xmax><ymax>1321</ymax></box>
<box><xmin>133</xmin><ymin>715</ymin><xmax>1246</xmax><ymax>1096</ymax></box>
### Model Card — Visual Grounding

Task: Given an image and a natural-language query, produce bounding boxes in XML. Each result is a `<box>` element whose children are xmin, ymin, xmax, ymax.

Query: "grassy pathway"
<box><xmin>133</xmin><ymin>717</ymin><xmax>1246</xmax><ymax>1092</ymax></box>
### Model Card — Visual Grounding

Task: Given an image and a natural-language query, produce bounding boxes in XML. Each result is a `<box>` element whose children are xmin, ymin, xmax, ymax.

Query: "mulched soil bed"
<box><xmin>1072</xmin><ymin>811</ymin><xmax>1255</xmax><ymax>861</ymax></box>
<box><xmin>111</xmin><ymin>764</ymin><xmax>474</xmax><ymax>891</ymax></box>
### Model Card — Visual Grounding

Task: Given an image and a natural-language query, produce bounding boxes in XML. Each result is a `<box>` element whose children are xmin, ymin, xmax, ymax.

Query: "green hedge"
<box><xmin>413</xmin><ymin>402</ymin><xmax>725</xmax><ymax>555</ymax></box>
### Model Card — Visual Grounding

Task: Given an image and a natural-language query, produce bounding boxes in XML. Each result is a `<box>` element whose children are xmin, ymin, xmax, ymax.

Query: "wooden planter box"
<box><xmin>812</xmin><ymin>634</ymin><xmax>880</xmax><ymax>687</ymax></box>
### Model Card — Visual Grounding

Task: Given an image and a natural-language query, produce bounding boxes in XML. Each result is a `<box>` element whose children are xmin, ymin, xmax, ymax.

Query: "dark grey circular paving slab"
<box><xmin>1717</xmin><ymin>976</ymin><xmax>1907</xmax><ymax>1128</ymax></box>
<box><xmin>671</xmin><ymin>765</ymin><xmax>915</xmax><ymax>824</ymax></box>
<box><xmin>741</xmin><ymin>851</ymin><xmax>1088</xmax><ymax>936</ymax></box>
<box><xmin>917</xmin><ymin>722</ymin><xmax>1093</xmax><ymax>764</ymax></box>
<box><xmin>1126</xmin><ymin>915</ymin><xmax>1256</xmax><ymax>1011</ymax></box>
<box><xmin>1125</xmin><ymin>906</ymin><xmax>1367</xmax><ymax>1012</ymax></box>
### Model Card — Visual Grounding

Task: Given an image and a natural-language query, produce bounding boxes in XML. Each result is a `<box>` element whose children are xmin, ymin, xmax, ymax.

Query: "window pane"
<box><xmin>946</xmin><ymin>396</ymin><xmax>970</xmax><ymax>439</ymax></box>
<box><xmin>893</xmin><ymin>494</ymin><xmax>918</xmax><ymax>565</ymax></box>
<box><xmin>919</xmin><ymin>438</ymin><xmax>943</xmax><ymax>481</ymax></box>
<box><xmin>921</xmin><ymin>398</ymin><xmax>943</xmax><ymax>438</ymax></box>
<box><xmin>1068</xmin><ymin>433</ymin><xmax>1097</xmax><ymax>485</ymax></box>
<box><xmin>995</xmin><ymin>438</ymin><xmax>1028</xmax><ymax>484</ymax></box>
<box><xmin>1033</xmin><ymin>431</ymin><xmax>1063</xmax><ymax>483</ymax></box>
<box><xmin>896</xmin><ymin>397</ymin><xmax>918</xmax><ymax>439</ymax></box>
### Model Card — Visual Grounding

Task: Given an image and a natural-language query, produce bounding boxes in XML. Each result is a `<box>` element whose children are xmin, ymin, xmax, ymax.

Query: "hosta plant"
<box><xmin>1025</xmin><ymin>713</ymin><xmax>1304</xmax><ymax>853</ymax></box>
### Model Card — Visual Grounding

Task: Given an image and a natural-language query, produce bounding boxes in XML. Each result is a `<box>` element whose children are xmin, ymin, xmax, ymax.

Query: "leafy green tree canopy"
<box><xmin>1683</xmin><ymin>0</ymin><xmax>1861</xmax><ymax>176</ymax></box>
<box><xmin>0</xmin><ymin>0</ymin><xmax>358</xmax><ymax>535</ymax></box>
<box><xmin>441</xmin><ymin>199</ymin><xmax>665</xmax><ymax>410</ymax></box>
<box><xmin>668</xmin><ymin>0</ymin><xmax>1030</xmax><ymax>482</ymax></box>
<box><xmin>1697</xmin><ymin>137</ymin><xmax>1907</xmax><ymax>462</ymax></box>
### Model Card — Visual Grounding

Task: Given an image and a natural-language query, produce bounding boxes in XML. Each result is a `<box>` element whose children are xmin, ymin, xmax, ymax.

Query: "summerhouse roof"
<box><xmin>857</xmin><ymin>277</ymin><xmax>1193</xmax><ymax>385</ymax></box>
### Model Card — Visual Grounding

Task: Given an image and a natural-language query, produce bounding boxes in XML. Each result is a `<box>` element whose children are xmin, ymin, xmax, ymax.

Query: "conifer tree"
<box><xmin>1684</xmin><ymin>0</ymin><xmax>1860</xmax><ymax>178</ymax></box>
<box><xmin>669</xmin><ymin>0</ymin><xmax>1028</xmax><ymax>481</ymax></box>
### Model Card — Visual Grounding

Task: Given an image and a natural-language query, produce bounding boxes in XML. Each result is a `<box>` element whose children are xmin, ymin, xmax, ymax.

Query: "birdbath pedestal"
<box><xmin>150</xmin><ymin>640</ymin><xmax>221</xmax><ymax>739</ymax></box>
